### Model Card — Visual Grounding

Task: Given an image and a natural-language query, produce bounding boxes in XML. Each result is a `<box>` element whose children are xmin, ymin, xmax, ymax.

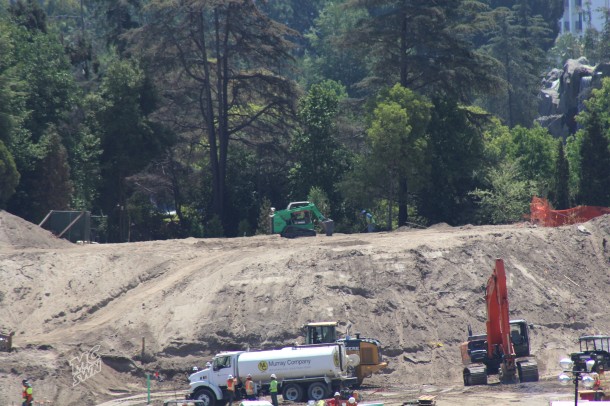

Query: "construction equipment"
<box><xmin>188</xmin><ymin>343</ymin><xmax>358</xmax><ymax>405</ymax></box>
<box><xmin>460</xmin><ymin>259</ymin><xmax>539</xmax><ymax>385</ymax></box>
<box><xmin>304</xmin><ymin>321</ymin><xmax>388</xmax><ymax>385</ymax></box>
<box><xmin>0</xmin><ymin>330</ymin><xmax>14</xmax><ymax>352</ymax></box>
<box><xmin>570</xmin><ymin>335</ymin><xmax>610</xmax><ymax>374</ymax></box>
<box><xmin>270</xmin><ymin>202</ymin><xmax>334</xmax><ymax>238</ymax></box>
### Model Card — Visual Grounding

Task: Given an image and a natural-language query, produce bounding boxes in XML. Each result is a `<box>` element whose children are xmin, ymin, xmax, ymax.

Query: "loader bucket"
<box><xmin>322</xmin><ymin>219</ymin><xmax>334</xmax><ymax>236</ymax></box>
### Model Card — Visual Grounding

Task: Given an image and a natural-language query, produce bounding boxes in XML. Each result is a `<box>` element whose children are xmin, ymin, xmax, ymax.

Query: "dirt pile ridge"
<box><xmin>0</xmin><ymin>210</ymin><xmax>72</xmax><ymax>250</ymax></box>
<box><xmin>0</xmin><ymin>210</ymin><xmax>609</xmax><ymax>405</ymax></box>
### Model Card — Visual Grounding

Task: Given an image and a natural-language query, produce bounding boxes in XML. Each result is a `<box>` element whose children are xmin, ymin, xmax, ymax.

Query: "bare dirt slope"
<box><xmin>0</xmin><ymin>209</ymin><xmax>609</xmax><ymax>405</ymax></box>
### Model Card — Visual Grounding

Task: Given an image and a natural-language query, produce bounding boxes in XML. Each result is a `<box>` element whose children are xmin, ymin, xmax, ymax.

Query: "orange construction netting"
<box><xmin>530</xmin><ymin>196</ymin><xmax>610</xmax><ymax>227</ymax></box>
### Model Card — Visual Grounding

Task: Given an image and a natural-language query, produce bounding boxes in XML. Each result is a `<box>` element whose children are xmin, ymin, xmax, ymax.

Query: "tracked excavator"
<box><xmin>304</xmin><ymin>321</ymin><xmax>388</xmax><ymax>385</ymax></box>
<box><xmin>270</xmin><ymin>201</ymin><xmax>334</xmax><ymax>238</ymax></box>
<box><xmin>460</xmin><ymin>259</ymin><xmax>539</xmax><ymax>385</ymax></box>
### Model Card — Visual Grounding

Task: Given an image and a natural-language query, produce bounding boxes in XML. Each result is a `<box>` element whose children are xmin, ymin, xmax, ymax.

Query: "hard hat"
<box><xmin>228</xmin><ymin>374</ymin><xmax>233</xmax><ymax>379</ymax></box>
<box><xmin>22</xmin><ymin>379</ymin><xmax>29</xmax><ymax>385</ymax></box>
<box><xmin>361</xmin><ymin>210</ymin><xmax>366</xmax><ymax>214</ymax></box>
<box><xmin>334</xmin><ymin>392</ymin><xmax>341</xmax><ymax>397</ymax></box>
<box><xmin>192</xmin><ymin>366</ymin><xmax>199</xmax><ymax>371</ymax></box>
<box><xmin>348</xmin><ymin>397</ymin><xmax>356</xmax><ymax>404</ymax></box>
<box><xmin>247</xmin><ymin>374</ymin><xmax>252</xmax><ymax>378</ymax></box>
<box><xmin>270</xmin><ymin>374</ymin><xmax>277</xmax><ymax>379</ymax></box>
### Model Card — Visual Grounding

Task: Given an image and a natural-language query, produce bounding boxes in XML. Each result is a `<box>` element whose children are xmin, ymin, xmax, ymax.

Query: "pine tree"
<box><xmin>579</xmin><ymin>110</ymin><xmax>610</xmax><ymax>206</ymax></box>
<box><xmin>552</xmin><ymin>141</ymin><xmax>570</xmax><ymax>210</ymax></box>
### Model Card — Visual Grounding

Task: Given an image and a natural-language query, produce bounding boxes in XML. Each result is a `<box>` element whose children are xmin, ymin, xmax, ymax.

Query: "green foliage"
<box><xmin>470</xmin><ymin>161</ymin><xmax>536</xmax><ymax>224</ymax></box>
<box><xmin>0</xmin><ymin>140</ymin><xmax>20</xmax><ymax>207</ymax></box>
<box><xmin>344</xmin><ymin>0</ymin><xmax>503</xmax><ymax>99</ymax></box>
<box><xmin>578</xmin><ymin>110</ymin><xmax>610</xmax><ymax>206</ymax></box>
<box><xmin>548</xmin><ymin>33</ymin><xmax>584</xmax><ymax>67</ymax></box>
<box><xmin>126</xmin><ymin>191</ymin><xmax>167</xmax><ymax>241</ymax></box>
<box><xmin>583</xmin><ymin>28</ymin><xmax>601</xmax><ymax>63</ymax></box>
<box><xmin>237</xmin><ymin>219</ymin><xmax>251</xmax><ymax>237</ymax></box>
<box><xmin>256</xmin><ymin>197</ymin><xmax>272</xmax><ymax>235</ymax></box>
<box><xmin>20</xmin><ymin>127</ymin><xmax>73</xmax><ymax>222</ymax></box>
<box><xmin>9</xmin><ymin>0</ymin><xmax>48</xmax><ymax>33</ymax></box>
<box><xmin>204</xmin><ymin>215</ymin><xmax>225</xmax><ymax>238</ymax></box>
<box><xmin>565</xmin><ymin>132</ymin><xmax>583</xmax><ymax>200</ymax></box>
<box><xmin>575</xmin><ymin>77</ymin><xmax>610</xmax><ymax>205</ymax></box>
<box><xmin>307</xmin><ymin>186</ymin><xmax>330</xmax><ymax>218</ymax></box>
<box><xmin>302</xmin><ymin>2</ymin><xmax>368</xmax><ymax>95</ymax></box>
<box><xmin>289</xmin><ymin>80</ymin><xmax>350</xmax><ymax>216</ymax></box>
<box><xmin>485</xmin><ymin>123</ymin><xmax>556</xmax><ymax>196</ymax></box>
<box><xmin>419</xmin><ymin>100</ymin><xmax>488</xmax><ymax>224</ymax></box>
<box><xmin>551</xmin><ymin>141</ymin><xmax>570</xmax><ymax>210</ymax></box>
<box><xmin>483</xmin><ymin>4</ymin><xmax>551</xmax><ymax>127</ymax></box>
<box><xmin>87</xmin><ymin>57</ymin><xmax>171</xmax><ymax>240</ymax></box>
<box><xmin>509</xmin><ymin>125</ymin><xmax>557</xmax><ymax>193</ymax></box>
<box><xmin>343</xmin><ymin>84</ymin><xmax>432</xmax><ymax>228</ymax></box>
<box><xmin>70</xmin><ymin>131</ymin><xmax>102</xmax><ymax>210</ymax></box>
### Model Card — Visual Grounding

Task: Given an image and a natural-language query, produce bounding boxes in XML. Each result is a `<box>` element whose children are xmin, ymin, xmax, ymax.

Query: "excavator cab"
<box><xmin>509</xmin><ymin>320</ymin><xmax>531</xmax><ymax>358</ymax></box>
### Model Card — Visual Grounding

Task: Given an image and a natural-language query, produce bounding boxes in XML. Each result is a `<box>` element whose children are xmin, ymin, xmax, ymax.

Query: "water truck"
<box><xmin>189</xmin><ymin>343</ymin><xmax>358</xmax><ymax>406</ymax></box>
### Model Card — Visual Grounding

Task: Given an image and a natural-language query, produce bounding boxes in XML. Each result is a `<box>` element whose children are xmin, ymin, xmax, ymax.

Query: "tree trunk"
<box><xmin>197</xmin><ymin>10</ymin><xmax>222</xmax><ymax>223</ymax></box>
<box><xmin>397</xmin><ymin>8</ymin><xmax>409</xmax><ymax>225</ymax></box>
<box><xmin>398</xmin><ymin>175</ymin><xmax>408</xmax><ymax>227</ymax></box>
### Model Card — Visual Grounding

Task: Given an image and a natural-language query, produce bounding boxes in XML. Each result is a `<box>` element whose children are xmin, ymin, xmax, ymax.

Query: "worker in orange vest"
<box><xmin>227</xmin><ymin>374</ymin><xmax>237</xmax><ymax>406</ymax></box>
<box><xmin>245</xmin><ymin>374</ymin><xmax>256</xmax><ymax>400</ymax></box>
<box><xmin>22</xmin><ymin>379</ymin><xmax>33</xmax><ymax>406</ymax></box>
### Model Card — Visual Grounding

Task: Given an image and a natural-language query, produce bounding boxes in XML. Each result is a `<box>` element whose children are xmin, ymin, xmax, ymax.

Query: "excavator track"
<box><xmin>517</xmin><ymin>360</ymin><xmax>539</xmax><ymax>382</ymax></box>
<box><xmin>464</xmin><ymin>365</ymin><xmax>488</xmax><ymax>386</ymax></box>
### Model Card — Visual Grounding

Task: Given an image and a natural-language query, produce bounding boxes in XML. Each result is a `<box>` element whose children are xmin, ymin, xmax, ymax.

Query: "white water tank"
<box><xmin>236</xmin><ymin>345</ymin><xmax>347</xmax><ymax>381</ymax></box>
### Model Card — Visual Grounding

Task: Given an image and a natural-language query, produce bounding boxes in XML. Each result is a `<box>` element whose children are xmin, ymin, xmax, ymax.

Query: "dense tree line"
<box><xmin>0</xmin><ymin>0</ymin><xmax>608</xmax><ymax>241</ymax></box>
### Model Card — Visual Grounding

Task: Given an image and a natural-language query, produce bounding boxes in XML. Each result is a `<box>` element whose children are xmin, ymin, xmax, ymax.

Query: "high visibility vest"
<box><xmin>23</xmin><ymin>386</ymin><xmax>33</xmax><ymax>400</ymax></box>
<box><xmin>227</xmin><ymin>379</ymin><xmax>235</xmax><ymax>391</ymax></box>
<box><xmin>245</xmin><ymin>379</ymin><xmax>254</xmax><ymax>395</ymax></box>
<box><xmin>270</xmin><ymin>379</ymin><xmax>278</xmax><ymax>393</ymax></box>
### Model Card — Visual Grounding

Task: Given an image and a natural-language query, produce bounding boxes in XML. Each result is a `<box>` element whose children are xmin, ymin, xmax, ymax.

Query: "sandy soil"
<box><xmin>0</xmin><ymin>209</ymin><xmax>609</xmax><ymax>405</ymax></box>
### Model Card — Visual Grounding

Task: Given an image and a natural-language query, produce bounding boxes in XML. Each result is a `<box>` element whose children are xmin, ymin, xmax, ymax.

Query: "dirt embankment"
<box><xmin>0</xmin><ymin>210</ymin><xmax>609</xmax><ymax>405</ymax></box>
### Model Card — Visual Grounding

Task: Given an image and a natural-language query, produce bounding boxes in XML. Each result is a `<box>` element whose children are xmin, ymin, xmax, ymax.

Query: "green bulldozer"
<box><xmin>270</xmin><ymin>201</ymin><xmax>334</xmax><ymax>238</ymax></box>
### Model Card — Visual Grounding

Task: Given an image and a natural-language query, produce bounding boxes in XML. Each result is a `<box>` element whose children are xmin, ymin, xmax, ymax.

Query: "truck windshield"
<box><xmin>213</xmin><ymin>356</ymin><xmax>231</xmax><ymax>370</ymax></box>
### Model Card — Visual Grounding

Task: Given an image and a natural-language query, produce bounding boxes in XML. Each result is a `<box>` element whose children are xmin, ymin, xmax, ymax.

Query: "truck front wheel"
<box><xmin>282</xmin><ymin>383</ymin><xmax>303</xmax><ymax>402</ymax></box>
<box><xmin>192</xmin><ymin>388</ymin><xmax>216</xmax><ymax>406</ymax></box>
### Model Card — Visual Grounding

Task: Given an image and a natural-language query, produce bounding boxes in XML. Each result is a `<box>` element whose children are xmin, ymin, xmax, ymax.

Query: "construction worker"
<box><xmin>360</xmin><ymin>210</ymin><xmax>375</xmax><ymax>233</ymax></box>
<box><xmin>326</xmin><ymin>391</ymin><xmax>342</xmax><ymax>406</ymax></box>
<box><xmin>21</xmin><ymin>379</ymin><xmax>33</xmax><ymax>406</ymax></box>
<box><xmin>347</xmin><ymin>396</ymin><xmax>357</xmax><ymax>406</ymax></box>
<box><xmin>270</xmin><ymin>374</ymin><xmax>279</xmax><ymax>406</ymax></box>
<box><xmin>245</xmin><ymin>374</ymin><xmax>256</xmax><ymax>400</ymax></box>
<box><xmin>227</xmin><ymin>374</ymin><xmax>237</xmax><ymax>406</ymax></box>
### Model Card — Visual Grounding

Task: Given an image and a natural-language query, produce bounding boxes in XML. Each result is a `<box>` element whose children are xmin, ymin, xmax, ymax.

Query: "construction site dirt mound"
<box><xmin>0</xmin><ymin>210</ymin><xmax>72</xmax><ymax>250</ymax></box>
<box><xmin>0</xmin><ymin>213</ymin><xmax>609</xmax><ymax>405</ymax></box>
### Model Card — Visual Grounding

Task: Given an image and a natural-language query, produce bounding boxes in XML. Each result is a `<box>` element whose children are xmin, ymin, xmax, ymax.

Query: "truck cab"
<box><xmin>189</xmin><ymin>351</ymin><xmax>242</xmax><ymax>406</ymax></box>
<box><xmin>571</xmin><ymin>335</ymin><xmax>610</xmax><ymax>373</ymax></box>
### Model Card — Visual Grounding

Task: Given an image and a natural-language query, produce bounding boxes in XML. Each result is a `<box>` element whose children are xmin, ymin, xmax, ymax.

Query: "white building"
<box><xmin>559</xmin><ymin>0</ymin><xmax>610</xmax><ymax>36</ymax></box>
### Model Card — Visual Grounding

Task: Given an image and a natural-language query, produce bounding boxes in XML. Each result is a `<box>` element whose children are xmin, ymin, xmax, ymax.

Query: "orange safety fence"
<box><xmin>530</xmin><ymin>197</ymin><xmax>610</xmax><ymax>227</ymax></box>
